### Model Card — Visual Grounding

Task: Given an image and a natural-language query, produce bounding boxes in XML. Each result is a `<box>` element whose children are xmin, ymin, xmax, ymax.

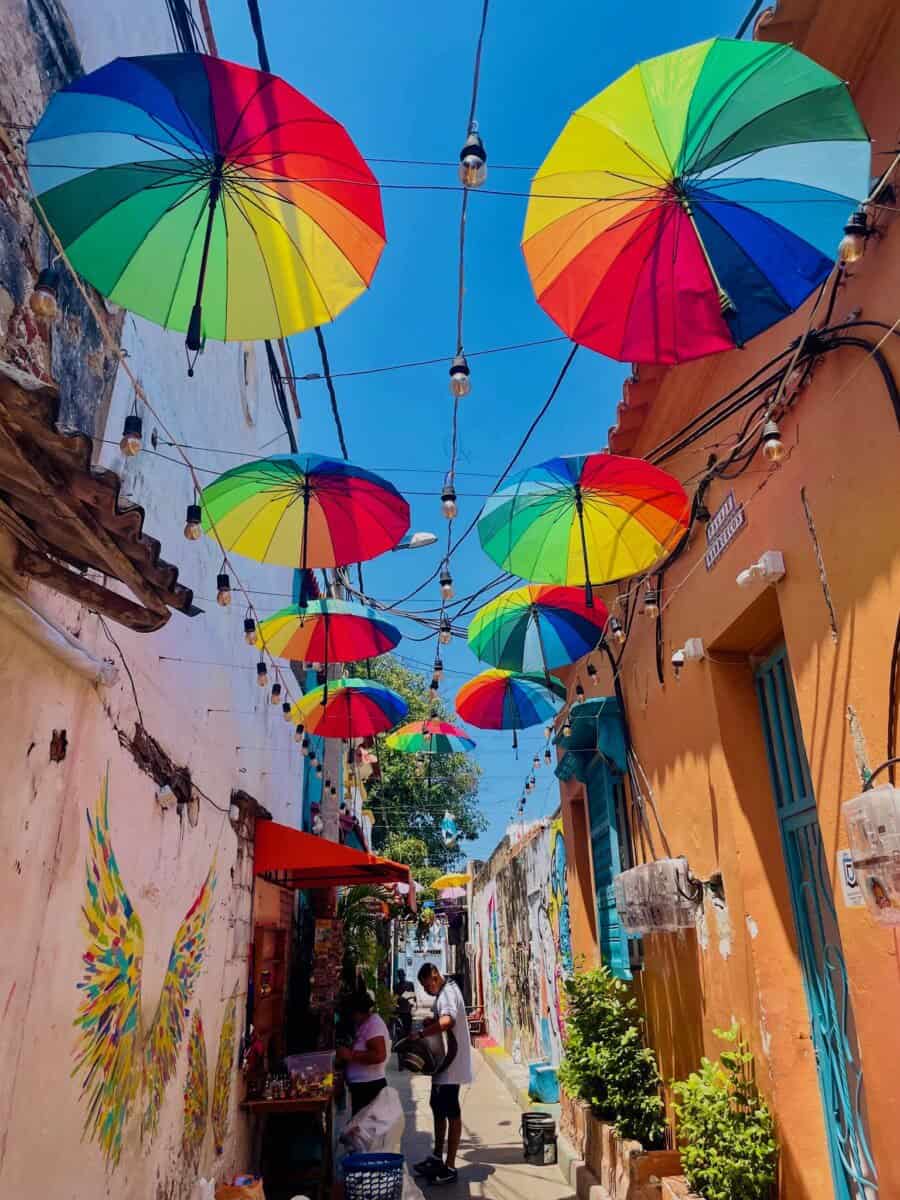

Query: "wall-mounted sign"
<box><xmin>837</xmin><ymin>849</ymin><xmax>865</xmax><ymax>908</ymax></box>
<box><xmin>704</xmin><ymin>490</ymin><xmax>746</xmax><ymax>570</ymax></box>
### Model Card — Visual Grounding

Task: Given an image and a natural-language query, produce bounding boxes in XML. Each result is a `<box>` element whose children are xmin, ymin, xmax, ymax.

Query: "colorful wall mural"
<box><xmin>469</xmin><ymin>816</ymin><xmax>572</xmax><ymax>1067</ymax></box>
<box><xmin>212</xmin><ymin>991</ymin><xmax>239</xmax><ymax>1155</ymax></box>
<box><xmin>182</xmin><ymin>1010</ymin><xmax>209</xmax><ymax>1170</ymax></box>
<box><xmin>73</xmin><ymin>777</ymin><xmax>217</xmax><ymax>1168</ymax></box>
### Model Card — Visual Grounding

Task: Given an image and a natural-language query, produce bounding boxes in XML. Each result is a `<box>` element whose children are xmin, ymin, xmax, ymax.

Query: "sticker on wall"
<box><xmin>182</xmin><ymin>1010</ymin><xmax>209</xmax><ymax>1170</ymax></box>
<box><xmin>837</xmin><ymin>849</ymin><xmax>865</xmax><ymax>908</ymax></box>
<box><xmin>73</xmin><ymin>773</ymin><xmax>217</xmax><ymax>1168</ymax></box>
<box><xmin>212</xmin><ymin>991</ymin><xmax>239</xmax><ymax>1155</ymax></box>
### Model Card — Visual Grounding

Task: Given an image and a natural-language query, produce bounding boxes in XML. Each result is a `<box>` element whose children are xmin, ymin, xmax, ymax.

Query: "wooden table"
<box><xmin>241</xmin><ymin>1094</ymin><xmax>334</xmax><ymax>1200</ymax></box>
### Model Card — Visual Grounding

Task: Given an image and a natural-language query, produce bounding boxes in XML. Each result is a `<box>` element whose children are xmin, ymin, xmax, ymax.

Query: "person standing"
<box><xmin>413</xmin><ymin>962</ymin><xmax>472</xmax><ymax>1185</ymax></box>
<box><xmin>336</xmin><ymin>991</ymin><xmax>391</xmax><ymax>1115</ymax></box>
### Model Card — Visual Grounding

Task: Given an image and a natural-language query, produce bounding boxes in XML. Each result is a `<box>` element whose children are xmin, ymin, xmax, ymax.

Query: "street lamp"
<box><xmin>392</xmin><ymin>531</ymin><xmax>439</xmax><ymax>551</ymax></box>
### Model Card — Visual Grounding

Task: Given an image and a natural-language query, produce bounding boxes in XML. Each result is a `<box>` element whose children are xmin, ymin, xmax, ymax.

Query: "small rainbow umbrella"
<box><xmin>523</xmin><ymin>38</ymin><xmax>869</xmax><ymax>364</ymax></box>
<box><xmin>468</xmin><ymin>584</ymin><xmax>610</xmax><ymax>675</ymax></box>
<box><xmin>385</xmin><ymin>720</ymin><xmax>476</xmax><ymax>755</ymax></box>
<box><xmin>27</xmin><ymin>54</ymin><xmax>385</xmax><ymax>364</ymax></box>
<box><xmin>290</xmin><ymin>677</ymin><xmax>407</xmax><ymax>739</ymax></box>
<box><xmin>201</xmin><ymin>453</ymin><xmax>409</xmax><ymax>569</ymax></box>
<box><xmin>256</xmin><ymin>598</ymin><xmax>401</xmax><ymax>663</ymax></box>
<box><xmin>478</xmin><ymin>453</ymin><xmax>688</xmax><ymax>601</ymax></box>
<box><xmin>455</xmin><ymin>669</ymin><xmax>565</xmax><ymax>747</ymax></box>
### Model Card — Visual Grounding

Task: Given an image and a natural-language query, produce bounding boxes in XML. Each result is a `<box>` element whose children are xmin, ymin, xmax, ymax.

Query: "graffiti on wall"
<box><xmin>182</xmin><ymin>1010</ymin><xmax>209</xmax><ymax>1170</ymax></box>
<box><xmin>471</xmin><ymin>816</ymin><xmax>572</xmax><ymax>1067</ymax></box>
<box><xmin>212</xmin><ymin>990</ymin><xmax>239</xmax><ymax>1155</ymax></box>
<box><xmin>73</xmin><ymin>775</ymin><xmax>217</xmax><ymax>1167</ymax></box>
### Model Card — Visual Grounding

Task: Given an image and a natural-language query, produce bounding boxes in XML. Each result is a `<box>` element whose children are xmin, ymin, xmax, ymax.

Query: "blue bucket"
<box><xmin>343</xmin><ymin>1153</ymin><xmax>405</xmax><ymax>1200</ymax></box>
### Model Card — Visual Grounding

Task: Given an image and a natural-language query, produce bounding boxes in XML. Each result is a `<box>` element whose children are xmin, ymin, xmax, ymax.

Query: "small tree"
<box><xmin>672</xmin><ymin>1024</ymin><xmax>777</xmax><ymax>1200</ymax></box>
<box><xmin>558</xmin><ymin>966</ymin><xmax>664</xmax><ymax>1147</ymax></box>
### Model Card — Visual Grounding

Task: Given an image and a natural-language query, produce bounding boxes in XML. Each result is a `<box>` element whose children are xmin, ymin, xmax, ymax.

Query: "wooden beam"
<box><xmin>17</xmin><ymin>549</ymin><xmax>171</xmax><ymax>632</ymax></box>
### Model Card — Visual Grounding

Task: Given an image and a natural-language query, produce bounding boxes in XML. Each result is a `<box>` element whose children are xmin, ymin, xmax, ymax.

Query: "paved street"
<box><xmin>391</xmin><ymin>1060</ymin><xmax>574</xmax><ymax>1200</ymax></box>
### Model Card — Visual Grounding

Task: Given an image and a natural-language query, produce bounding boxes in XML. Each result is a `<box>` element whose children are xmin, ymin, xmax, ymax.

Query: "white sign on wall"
<box><xmin>704</xmin><ymin>490</ymin><xmax>746</xmax><ymax>570</ymax></box>
<box><xmin>837</xmin><ymin>849</ymin><xmax>865</xmax><ymax>908</ymax></box>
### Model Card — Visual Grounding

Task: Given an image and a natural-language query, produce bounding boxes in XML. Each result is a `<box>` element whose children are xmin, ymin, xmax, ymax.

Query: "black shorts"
<box><xmin>349</xmin><ymin>1078</ymin><xmax>386</xmax><ymax>1115</ymax></box>
<box><xmin>430</xmin><ymin>1083</ymin><xmax>461</xmax><ymax>1119</ymax></box>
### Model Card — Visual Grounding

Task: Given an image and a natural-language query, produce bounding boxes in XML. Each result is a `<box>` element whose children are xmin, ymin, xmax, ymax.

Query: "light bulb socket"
<box><xmin>843</xmin><ymin>209</ymin><xmax>868</xmax><ymax>238</ymax></box>
<box><xmin>544</xmin><ymin>749</ymin><xmax>552</xmax><ymax>765</ymax></box>
<box><xmin>430</xmin><ymin>677</ymin><xmax>439</xmax><ymax>693</ymax></box>
<box><xmin>243</xmin><ymin>617</ymin><xmax>257</xmax><ymax>641</ymax></box>
<box><xmin>216</xmin><ymin>573</ymin><xmax>231</xmax><ymax>606</ymax></box>
<box><xmin>282</xmin><ymin>701</ymin><xmax>292</xmax><ymax>720</ymax></box>
<box><xmin>459</xmin><ymin>132</ymin><xmax>486</xmax><ymax>166</ymax></box>
<box><xmin>256</xmin><ymin>661</ymin><xmax>268</xmax><ymax>686</ymax></box>
<box><xmin>315</xmin><ymin>764</ymin><xmax>323</xmax><ymax>776</ymax></box>
<box><xmin>575</xmin><ymin>683</ymin><xmax>585</xmax><ymax>699</ymax></box>
<box><xmin>643</xmin><ymin>589</ymin><xmax>660</xmax><ymax>618</ymax></box>
<box><xmin>294</xmin><ymin>725</ymin><xmax>303</xmax><ymax>743</ymax></box>
<box><xmin>183</xmin><ymin>503</ymin><xmax>202</xmax><ymax>541</ymax></box>
<box><xmin>270</xmin><ymin>682</ymin><xmax>282</xmax><ymax>702</ymax></box>
<box><xmin>434</xmin><ymin>657</ymin><xmax>444</xmax><ymax>677</ymax></box>
<box><xmin>120</xmin><ymin>414</ymin><xmax>143</xmax><ymax>455</ymax></box>
<box><xmin>449</xmin><ymin>354</ymin><xmax>470</xmax><ymax>380</ymax></box>
<box><xmin>586</xmin><ymin>661</ymin><xmax>597</xmax><ymax>678</ymax></box>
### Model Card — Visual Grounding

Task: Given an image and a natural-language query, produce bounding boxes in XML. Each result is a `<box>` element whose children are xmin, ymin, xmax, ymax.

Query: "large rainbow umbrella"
<box><xmin>455</xmin><ymin>669</ymin><xmax>565</xmax><ymax>746</ymax></box>
<box><xmin>27</xmin><ymin>53</ymin><xmax>385</xmax><ymax>361</ymax></box>
<box><xmin>200</xmin><ymin>453</ymin><xmax>409</xmax><ymax>569</ymax></box>
<box><xmin>256</xmin><ymin>598</ymin><xmax>401</xmax><ymax>663</ymax></box>
<box><xmin>385</xmin><ymin>720</ymin><xmax>476</xmax><ymax>755</ymax></box>
<box><xmin>468</xmin><ymin>584</ymin><xmax>609</xmax><ymax>675</ymax></box>
<box><xmin>523</xmin><ymin>38</ymin><xmax>869</xmax><ymax>364</ymax></box>
<box><xmin>478</xmin><ymin>453</ymin><xmax>689</xmax><ymax>600</ymax></box>
<box><xmin>290</xmin><ymin>677</ymin><xmax>407</xmax><ymax>739</ymax></box>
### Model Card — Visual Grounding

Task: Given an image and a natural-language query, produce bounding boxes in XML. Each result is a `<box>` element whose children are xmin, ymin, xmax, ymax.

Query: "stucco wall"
<box><xmin>0</xmin><ymin>3</ymin><xmax>310</xmax><ymax>1195</ymax></box>
<box><xmin>470</xmin><ymin>818</ymin><xmax>572</xmax><ymax>1067</ymax></box>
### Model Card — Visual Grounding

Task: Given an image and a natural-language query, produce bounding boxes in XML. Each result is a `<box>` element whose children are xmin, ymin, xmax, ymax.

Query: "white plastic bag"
<box><xmin>339</xmin><ymin>1086</ymin><xmax>404</xmax><ymax>1154</ymax></box>
<box><xmin>192</xmin><ymin>1181</ymin><xmax>215</xmax><ymax>1200</ymax></box>
<box><xmin>402</xmin><ymin>1168</ymin><xmax>427</xmax><ymax>1200</ymax></box>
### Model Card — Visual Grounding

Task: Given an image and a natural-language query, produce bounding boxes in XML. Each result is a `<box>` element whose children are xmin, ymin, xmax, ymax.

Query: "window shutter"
<box><xmin>587</xmin><ymin>760</ymin><xmax>631</xmax><ymax>980</ymax></box>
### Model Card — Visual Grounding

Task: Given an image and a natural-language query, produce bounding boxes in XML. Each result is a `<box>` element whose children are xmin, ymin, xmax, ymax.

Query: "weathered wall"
<box><xmin>553</xmin><ymin>5</ymin><xmax>900</xmax><ymax>1198</ymax></box>
<box><xmin>0</xmin><ymin>3</ymin><xmax>309</xmax><ymax>1196</ymax></box>
<box><xmin>470</xmin><ymin>818</ymin><xmax>572</xmax><ymax>1067</ymax></box>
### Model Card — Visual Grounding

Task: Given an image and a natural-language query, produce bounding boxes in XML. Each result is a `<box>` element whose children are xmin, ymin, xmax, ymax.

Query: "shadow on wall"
<box><xmin>638</xmin><ymin>927</ymin><xmax>704</xmax><ymax>1111</ymax></box>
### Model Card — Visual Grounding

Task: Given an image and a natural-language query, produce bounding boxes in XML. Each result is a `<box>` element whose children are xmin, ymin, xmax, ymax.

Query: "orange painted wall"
<box><xmin>556</xmin><ymin>5</ymin><xmax>900</xmax><ymax>1197</ymax></box>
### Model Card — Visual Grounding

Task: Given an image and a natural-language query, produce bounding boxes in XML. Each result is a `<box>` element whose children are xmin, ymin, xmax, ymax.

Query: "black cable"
<box><xmin>265</xmin><ymin>340</ymin><xmax>297</xmax><ymax>453</ymax></box>
<box><xmin>245</xmin><ymin>0</ymin><xmax>270</xmax><ymax>70</ymax></box>
<box><xmin>314</xmin><ymin>326</ymin><xmax>350</xmax><ymax>459</ymax></box>
<box><xmin>889</xmin><ymin>614</ymin><xmax>900</xmax><ymax>786</ymax></box>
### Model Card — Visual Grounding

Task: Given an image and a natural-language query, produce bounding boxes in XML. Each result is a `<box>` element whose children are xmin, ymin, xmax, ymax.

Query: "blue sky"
<box><xmin>211</xmin><ymin>0</ymin><xmax>751</xmax><ymax>860</ymax></box>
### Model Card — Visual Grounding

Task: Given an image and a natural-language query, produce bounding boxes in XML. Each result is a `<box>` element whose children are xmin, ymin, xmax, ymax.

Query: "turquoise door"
<box><xmin>586</xmin><ymin>758</ymin><xmax>632</xmax><ymax>980</ymax></box>
<box><xmin>755</xmin><ymin>646</ymin><xmax>877</xmax><ymax>1199</ymax></box>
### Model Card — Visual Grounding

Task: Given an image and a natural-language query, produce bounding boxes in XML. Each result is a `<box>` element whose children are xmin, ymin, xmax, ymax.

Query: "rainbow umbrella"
<box><xmin>290</xmin><ymin>677</ymin><xmax>407</xmax><ymax>739</ymax></box>
<box><xmin>523</xmin><ymin>38</ymin><xmax>869</xmax><ymax>364</ymax></box>
<box><xmin>256</xmin><ymin>598</ymin><xmax>401</xmax><ymax>663</ymax></box>
<box><xmin>28</xmin><ymin>54</ymin><xmax>385</xmax><ymax>365</ymax></box>
<box><xmin>200</xmin><ymin>453</ymin><xmax>409</xmax><ymax>569</ymax></box>
<box><xmin>385</xmin><ymin>719</ymin><xmax>476</xmax><ymax>755</ymax></box>
<box><xmin>455</xmin><ymin>669</ymin><xmax>564</xmax><ymax>747</ymax></box>
<box><xmin>468</xmin><ymin>584</ymin><xmax>610</xmax><ymax>674</ymax></box>
<box><xmin>478</xmin><ymin>453</ymin><xmax>689</xmax><ymax>600</ymax></box>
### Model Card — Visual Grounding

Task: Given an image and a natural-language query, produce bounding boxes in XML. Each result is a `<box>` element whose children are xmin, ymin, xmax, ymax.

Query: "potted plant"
<box><xmin>672</xmin><ymin>1024</ymin><xmax>777</xmax><ymax>1200</ymax></box>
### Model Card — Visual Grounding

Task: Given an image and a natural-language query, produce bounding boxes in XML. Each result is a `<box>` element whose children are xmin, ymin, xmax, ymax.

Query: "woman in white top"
<box><xmin>336</xmin><ymin>992</ymin><xmax>391</xmax><ymax>1114</ymax></box>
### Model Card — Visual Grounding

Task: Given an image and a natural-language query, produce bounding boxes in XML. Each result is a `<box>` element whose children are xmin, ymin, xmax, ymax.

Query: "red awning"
<box><xmin>254</xmin><ymin>820</ymin><xmax>411</xmax><ymax>890</ymax></box>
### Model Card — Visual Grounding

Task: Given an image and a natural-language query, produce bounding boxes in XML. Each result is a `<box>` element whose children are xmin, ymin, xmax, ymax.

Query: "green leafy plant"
<box><xmin>558</xmin><ymin>967</ymin><xmax>664</xmax><ymax>1147</ymax></box>
<box><xmin>672</xmin><ymin>1024</ymin><xmax>777</xmax><ymax>1200</ymax></box>
<box><xmin>374</xmin><ymin>983</ymin><xmax>398</xmax><ymax>1025</ymax></box>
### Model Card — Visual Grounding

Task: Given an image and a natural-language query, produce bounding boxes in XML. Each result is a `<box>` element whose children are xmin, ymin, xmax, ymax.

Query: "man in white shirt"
<box><xmin>412</xmin><ymin>964</ymin><xmax>473</xmax><ymax>1185</ymax></box>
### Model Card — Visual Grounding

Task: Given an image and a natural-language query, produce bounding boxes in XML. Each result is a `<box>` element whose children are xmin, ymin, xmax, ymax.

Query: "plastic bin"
<box><xmin>343</xmin><ymin>1152</ymin><xmax>405</xmax><ymax>1200</ymax></box>
<box><xmin>529</xmin><ymin>1064</ymin><xmax>560</xmax><ymax>1104</ymax></box>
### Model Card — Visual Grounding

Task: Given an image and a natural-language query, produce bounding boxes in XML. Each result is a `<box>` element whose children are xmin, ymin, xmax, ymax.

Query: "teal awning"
<box><xmin>554</xmin><ymin>696</ymin><xmax>627</xmax><ymax>782</ymax></box>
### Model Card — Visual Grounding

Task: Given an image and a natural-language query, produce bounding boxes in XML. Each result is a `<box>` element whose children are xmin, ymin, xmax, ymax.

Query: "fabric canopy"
<box><xmin>255</xmin><ymin>820</ymin><xmax>412</xmax><ymax>891</ymax></box>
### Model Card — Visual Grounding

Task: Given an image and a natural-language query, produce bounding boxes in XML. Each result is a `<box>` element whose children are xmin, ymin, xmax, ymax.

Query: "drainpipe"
<box><xmin>0</xmin><ymin>582</ymin><xmax>119</xmax><ymax>686</ymax></box>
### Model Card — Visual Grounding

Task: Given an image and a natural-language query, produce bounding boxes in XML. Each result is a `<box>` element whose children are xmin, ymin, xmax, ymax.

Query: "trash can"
<box><xmin>343</xmin><ymin>1153</ymin><xmax>405</xmax><ymax>1200</ymax></box>
<box><xmin>521</xmin><ymin>1111</ymin><xmax>558</xmax><ymax>1166</ymax></box>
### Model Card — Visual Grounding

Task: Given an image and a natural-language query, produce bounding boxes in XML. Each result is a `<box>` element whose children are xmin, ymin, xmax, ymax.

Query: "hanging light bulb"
<box><xmin>439</xmin><ymin>616</ymin><xmax>452</xmax><ymax>645</ymax></box>
<box><xmin>448</xmin><ymin>354</ymin><xmax>471</xmax><ymax>398</ymax></box>
<box><xmin>29</xmin><ymin>267</ymin><xmax>59</xmax><ymax>320</ymax></box>
<box><xmin>282</xmin><ymin>701</ymin><xmax>292</xmax><ymax>722</ymax></box>
<box><xmin>587</xmin><ymin>661</ymin><xmax>598</xmax><ymax>686</ymax></box>
<box><xmin>216</xmin><ymin>572</ymin><xmax>232</xmax><ymax>607</ymax></box>
<box><xmin>301</xmin><ymin>735</ymin><xmax>311</xmax><ymax>756</ymax></box>
<box><xmin>839</xmin><ymin>209</ymin><xmax>868</xmax><ymax>264</ymax></box>
<box><xmin>183</xmin><ymin>503</ymin><xmax>202</xmax><ymax>541</ymax></box>
<box><xmin>433</xmin><ymin>657</ymin><xmax>444</xmax><ymax>681</ymax></box>
<box><xmin>532</xmin><ymin>755</ymin><xmax>540</xmax><ymax>771</ymax></box>
<box><xmin>441</xmin><ymin>483</ymin><xmax>458</xmax><ymax>520</ymax></box>
<box><xmin>610</xmin><ymin>617</ymin><xmax>626</xmax><ymax>645</ymax></box>
<box><xmin>270</xmin><ymin>681</ymin><xmax>282</xmax><ymax>705</ymax></box>
<box><xmin>544</xmin><ymin>725</ymin><xmax>552</xmax><ymax>740</ymax></box>
<box><xmin>430</xmin><ymin>677</ymin><xmax>440</xmax><ymax>696</ymax></box>
<box><xmin>309</xmin><ymin>751</ymin><xmax>318</xmax><ymax>768</ymax></box>
<box><xmin>761</xmin><ymin>419</ymin><xmax>786</xmax><ymax>463</ymax></box>
<box><xmin>119</xmin><ymin>414</ymin><xmax>143</xmax><ymax>456</ymax></box>
<box><xmin>643</xmin><ymin>588</ymin><xmax>660</xmax><ymax>620</ymax></box>
<box><xmin>544</xmin><ymin>748</ymin><xmax>552</xmax><ymax>766</ymax></box>
<box><xmin>330</xmin><ymin>784</ymin><xmax>338</xmax><ymax>798</ymax></box>
<box><xmin>315</xmin><ymin>763</ymin><xmax>323</xmax><ymax>777</ymax></box>
<box><xmin>256</xmin><ymin>661</ymin><xmax>268</xmax><ymax>688</ymax></box>
<box><xmin>575</xmin><ymin>681</ymin><xmax>585</xmax><ymax>700</ymax></box>
<box><xmin>243</xmin><ymin>617</ymin><xmax>257</xmax><ymax>645</ymax></box>
<box><xmin>458</xmin><ymin>125</ymin><xmax>487</xmax><ymax>188</ymax></box>
<box><xmin>440</xmin><ymin>564</ymin><xmax>455</xmax><ymax>601</ymax></box>
<box><xmin>562</xmin><ymin>719</ymin><xmax>572</xmax><ymax>739</ymax></box>
<box><xmin>294</xmin><ymin>724</ymin><xmax>304</xmax><ymax>743</ymax></box>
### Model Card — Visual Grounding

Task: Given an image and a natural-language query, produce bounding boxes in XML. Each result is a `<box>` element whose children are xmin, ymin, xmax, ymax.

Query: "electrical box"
<box><xmin>843</xmin><ymin>784</ymin><xmax>900</xmax><ymax>925</ymax></box>
<box><xmin>613</xmin><ymin>857</ymin><xmax>699</xmax><ymax>934</ymax></box>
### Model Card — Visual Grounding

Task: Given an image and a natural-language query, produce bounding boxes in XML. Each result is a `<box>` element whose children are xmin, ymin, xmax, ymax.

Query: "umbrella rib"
<box><xmin>689</xmin><ymin>196</ymin><xmax>796</xmax><ymax>309</ymax></box>
<box><xmin>162</xmin><ymin>187</ymin><xmax>213</xmax><ymax>330</ymax></box>
<box><xmin>571</xmin><ymin>110</ymin><xmax>671</xmax><ymax>186</ymax></box>
<box><xmin>228</xmin><ymin>114</ymin><xmax>348</xmax><ymax>163</ymax></box>
<box><xmin>219</xmin><ymin>73</ymin><xmax>278</xmax><ymax>155</ymax></box>
<box><xmin>131</xmin><ymin>129</ymin><xmax>210</xmax><ymax>169</ymax></box>
<box><xmin>127</xmin><ymin>57</ymin><xmax>218</xmax><ymax>161</ymax></box>
<box><xmin>224</xmin><ymin>184</ymin><xmax>294</xmax><ymax>337</ymax></box>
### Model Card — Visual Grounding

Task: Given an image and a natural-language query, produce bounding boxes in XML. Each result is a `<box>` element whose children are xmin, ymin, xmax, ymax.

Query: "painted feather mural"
<box><xmin>211</xmin><ymin>991</ymin><xmax>239</xmax><ymax>1155</ymax></box>
<box><xmin>182</xmin><ymin>1010</ymin><xmax>209</xmax><ymax>1170</ymax></box>
<box><xmin>73</xmin><ymin>774</ymin><xmax>217</xmax><ymax>1168</ymax></box>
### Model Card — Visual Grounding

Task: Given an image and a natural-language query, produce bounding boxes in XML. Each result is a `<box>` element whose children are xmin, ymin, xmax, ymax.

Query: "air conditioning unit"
<box><xmin>843</xmin><ymin>784</ymin><xmax>900</xmax><ymax>925</ymax></box>
<box><xmin>613</xmin><ymin>857</ymin><xmax>700</xmax><ymax>934</ymax></box>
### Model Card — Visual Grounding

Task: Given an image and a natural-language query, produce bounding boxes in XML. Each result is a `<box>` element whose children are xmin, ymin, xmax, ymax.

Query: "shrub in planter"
<box><xmin>558</xmin><ymin>966</ymin><xmax>665</xmax><ymax>1148</ymax></box>
<box><xmin>672</xmin><ymin>1024</ymin><xmax>777</xmax><ymax>1200</ymax></box>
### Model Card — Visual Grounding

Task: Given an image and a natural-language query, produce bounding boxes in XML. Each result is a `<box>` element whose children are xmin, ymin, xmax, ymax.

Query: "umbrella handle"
<box><xmin>574</xmin><ymin>486</ymin><xmax>594</xmax><ymax>608</ymax></box>
<box><xmin>186</xmin><ymin>162</ymin><xmax>224</xmax><ymax>372</ymax></box>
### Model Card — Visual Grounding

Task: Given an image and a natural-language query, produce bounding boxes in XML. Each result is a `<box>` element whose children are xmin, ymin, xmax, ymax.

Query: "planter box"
<box><xmin>661</xmin><ymin>1178</ymin><xmax>703</xmax><ymax>1200</ymax></box>
<box><xmin>560</xmin><ymin>1092</ymin><xmax>591</xmax><ymax>1159</ymax></box>
<box><xmin>583</xmin><ymin>1111</ymin><xmax>682</xmax><ymax>1200</ymax></box>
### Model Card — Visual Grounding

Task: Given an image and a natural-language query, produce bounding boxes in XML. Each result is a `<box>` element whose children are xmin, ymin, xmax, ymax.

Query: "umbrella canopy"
<box><xmin>200</xmin><ymin>453</ymin><xmax>409</xmax><ymax>569</ymax></box>
<box><xmin>256</xmin><ymin>598</ymin><xmax>401</xmax><ymax>663</ymax></box>
<box><xmin>478</xmin><ymin>453</ymin><xmax>689</xmax><ymax>598</ymax></box>
<box><xmin>255</xmin><ymin>821</ymin><xmax>409</xmax><ymax>888</ymax></box>
<box><xmin>28</xmin><ymin>54</ymin><xmax>385</xmax><ymax>358</ymax></box>
<box><xmin>385</xmin><ymin>720</ymin><xmax>476</xmax><ymax>755</ymax></box>
<box><xmin>438</xmin><ymin>887</ymin><xmax>467</xmax><ymax>900</ymax></box>
<box><xmin>455</xmin><ymin>669</ymin><xmax>565</xmax><ymax>732</ymax></box>
<box><xmin>523</xmin><ymin>38</ymin><xmax>869</xmax><ymax>364</ymax></box>
<box><xmin>431</xmin><ymin>873</ymin><xmax>471</xmax><ymax>890</ymax></box>
<box><xmin>468</xmin><ymin>584</ymin><xmax>610</xmax><ymax>674</ymax></box>
<box><xmin>291</xmin><ymin>677</ymin><xmax>407</xmax><ymax>738</ymax></box>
